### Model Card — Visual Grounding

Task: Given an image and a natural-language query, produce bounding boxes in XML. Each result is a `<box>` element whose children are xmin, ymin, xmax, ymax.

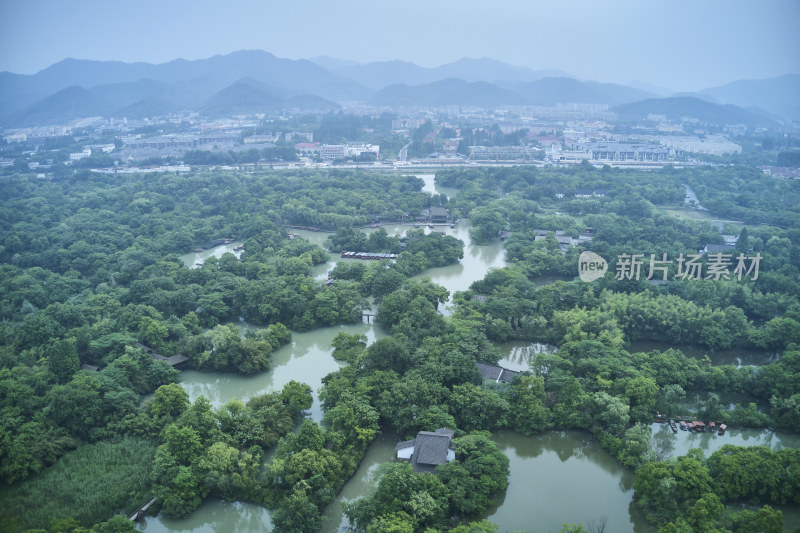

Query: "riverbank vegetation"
<box><xmin>0</xmin><ymin>163</ymin><xmax>798</xmax><ymax>532</ymax></box>
<box><xmin>0</xmin><ymin>168</ymin><xmax>469</xmax><ymax>531</ymax></box>
<box><xmin>432</xmin><ymin>164</ymin><xmax>800</xmax><ymax>531</ymax></box>
<box><xmin>343</xmin><ymin>434</ymin><xmax>509</xmax><ymax>531</ymax></box>
<box><xmin>0</xmin><ymin>437</ymin><xmax>155</xmax><ymax>532</ymax></box>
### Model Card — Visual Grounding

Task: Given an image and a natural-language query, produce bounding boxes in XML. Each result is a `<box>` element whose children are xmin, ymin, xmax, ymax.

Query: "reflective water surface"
<box><xmin>650</xmin><ymin>422</ymin><xmax>800</xmax><ymax>460</ymax></box>
<box><xmin>486</xmin><ymin>431</ymin><xmax>643</xmax><ymax>533</ymax></box>
<box><xmin>178</xmin><ymin>242</ymin><xmax>244</xmax><ymax>268</ymax></box>
<box><xmin>141</xmin><ymin>174</ymin><xmax>798</xmax><ymax>532</ymax></box>
<box><xmin>496</xmin><ymin>341</ymin><xmax>558</xmax><ymax>372</ymax></box>
<box><xmin>628</xmin><ymin>341</ymin><xmax>780</xmax><ymax>367</ymax></box>
<box><xmin>177</xmin><ymin>323</ymin><xmax>384</xmax><ymax>422</ymax></box>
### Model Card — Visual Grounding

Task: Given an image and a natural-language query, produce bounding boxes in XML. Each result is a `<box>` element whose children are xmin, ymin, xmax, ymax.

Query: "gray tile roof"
<box><xmin>413</xmin><ymin>432</ymin><xmax>452</xmax><ymax>466</ymax></box>
<box><xmin>498</xmin><ymin>368</ymin><xmax>520</xmax><ymax>382</ymax></box>
<box><xmin>396</xmin><ymin>428</ymin><xmax>456</xmax><ymax>473</ymax></box>
<box><xmin>395</xmin><ymin>440</ymin><xmax>415</xmax><ymax>451</ymax></box>
<box><xmin>477</xmin><ymin>362</ymin><xmax>503</xmax><ymax>380</ymax></box>
<box><xmin>476</xmin><ymin>362</ymin><xmax>520</xmax><ymax>383</ymax></box>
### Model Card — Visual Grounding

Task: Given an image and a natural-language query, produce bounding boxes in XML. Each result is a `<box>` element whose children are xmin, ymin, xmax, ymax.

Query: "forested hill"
<box><xmin>613</xmin><ymin>96</ymin><xmax>779</xmax><ymax>127</ymax></box>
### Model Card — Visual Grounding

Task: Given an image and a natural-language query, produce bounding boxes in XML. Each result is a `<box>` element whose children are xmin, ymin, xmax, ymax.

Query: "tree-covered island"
<box><xmin>0</xmin><ymin>164</ymin><xmax>798</xmax><ymax>533</ymax></box>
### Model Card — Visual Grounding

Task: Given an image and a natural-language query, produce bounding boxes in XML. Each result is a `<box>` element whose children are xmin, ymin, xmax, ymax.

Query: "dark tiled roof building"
<box><xmin>476</xmin><ymin>362</ymin><xmax>520</xmax><ymax>383</ymax></box>
<box><xmin>395</xmin><ymin>428</ymin><xmax>456</xmax><ymax>473</ymax></box>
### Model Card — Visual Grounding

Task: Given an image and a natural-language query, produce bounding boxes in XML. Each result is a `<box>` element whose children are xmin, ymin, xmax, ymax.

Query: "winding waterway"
<box><xmin>178</xmin><ymin>242</ymin><xmax>244</xmax><ymax>268</ymax></box>
<box><xmin>499</xmin><ymin>340</ymin><xmax>781</xmax><ymax>370</ymax></box>
<box><xmin>141</xmin><ymin>174</ymin><xmax>799</xmax><ymax>532</ymax></box>
<box><xmin>627</xmin><ymin>341</ymin><xmax>780</xmax><ymax>367</ymax></box>
<box><xmin>176</xmin><ymin>323</ymin><xmax>384</xmax><ymax>423</ymax></box>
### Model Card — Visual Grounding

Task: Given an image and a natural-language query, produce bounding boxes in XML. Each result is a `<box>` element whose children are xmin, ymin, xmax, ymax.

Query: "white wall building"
<box><xmin>70</xmin><ymin>148</ymin><xmax>92</xmax><ymax>161</ymax></box>
<box><xmin>88</xmin><ymin>143</ymin><xmax>115</xmax><ymax>153</ymax></box>
<box><xmin>344</xmin><ymin>143</ymin><xmax>380</xmax><ymax>159</ymax></box>
<box><xmin>659</xmin><ymin>135</ymin><xmax>741</xmax><ymax>155</ymax></box>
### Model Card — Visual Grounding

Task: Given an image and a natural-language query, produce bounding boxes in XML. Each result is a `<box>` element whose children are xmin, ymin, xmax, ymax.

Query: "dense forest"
<box><xmin>0</xmin><ymin>163</ymin><xmax>798</xmax><ymax>532</ymax></box>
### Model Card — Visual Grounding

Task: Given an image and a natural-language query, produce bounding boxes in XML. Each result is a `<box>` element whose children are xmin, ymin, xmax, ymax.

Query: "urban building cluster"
<box><xmin>294</xmin><ymin>142</ymin><xmax>380</xmax><ymax>161</ymax></box>
<box><xmin>3</xmin><ymin>95</ymin><xmax>790</xmax><ymax>176</ymax></box>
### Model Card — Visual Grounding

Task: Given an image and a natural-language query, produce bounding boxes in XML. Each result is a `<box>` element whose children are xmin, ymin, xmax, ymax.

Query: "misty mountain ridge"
<box><xmin>613</xmin><ymin>96</ymin><xmax>779</xmax><ymax>127</ymax></box>
<box><xmin>626</xmin><ymin>79</ymin><xmax>673</xmax><ymax>97</ymax></box>
<box><xmin>201</xmin><ymin>78</ymin><xmax>339</xmax><ymax>116</ymax></box>
<box><xmin>0</xmin><ymin>50</ymin><xmax>366</xmax><ymax>116</ymax></box>
<box><xmin>369</xmin><ymin>78</ymin><xmax>529</xmax><ymax>107</ymax></box>
<box><xmin>699</xmin><ymin>74</ymin><xmax>800</xmax><ymax>122</ymax></box>
<box><xmin>330</xmin><ymin>57</ymin><xmax>571</xmax><ymax>90</ymax></box>
<box><xmin>308</xmin><ymin>56</ymin><xmax>364</xmax><ymax>71</ymax></box>
<box><xmin>499</xmin><ymin>77</ymin><xmax>655</xmax><ymax>106</ymax></box>
<box><xmin>370</xmin><ymin>76</ymin><xmax>658</xmax><ymax>108</ymax></box>
<box><xmin>0</xmin><ymin>49</ymin><xmax>796</xmax><ymax>127</ymax></box>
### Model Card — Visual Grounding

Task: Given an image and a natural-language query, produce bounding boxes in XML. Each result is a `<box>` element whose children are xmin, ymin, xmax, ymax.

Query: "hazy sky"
<box><xmin>1</xmin><ymin>0</ymin><xmax>797</xmax><ymax>92</ymax></box>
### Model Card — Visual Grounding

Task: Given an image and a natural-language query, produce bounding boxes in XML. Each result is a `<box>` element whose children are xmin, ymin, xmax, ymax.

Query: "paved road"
<box><xmin>683</xmin><ymin>183</ymin><xmax>705</xmax><ymax>210</ymax></box>
<box><xmin>398</xmin><ymin>142</ymin><xmax>411</xmax><ymax>162</ymax></box>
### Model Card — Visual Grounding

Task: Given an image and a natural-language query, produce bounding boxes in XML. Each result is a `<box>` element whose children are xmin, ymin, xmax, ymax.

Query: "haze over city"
<box><xmin>1</xmin><ymin>0</ymin><xmax>798</xmax><ymax>93</ymax></box>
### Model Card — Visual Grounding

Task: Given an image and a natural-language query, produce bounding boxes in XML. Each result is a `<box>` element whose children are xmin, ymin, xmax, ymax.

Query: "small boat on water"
<box><xmin>195</xmin><ymin>262</ymin><xmax>203</xmax><ymax>266</ymax></box>
<box><xmin>679</xmin><ymin>421</ymin><xmax>687</xmax><ymax>431</ymax></box>
<box><xmin>718</xmin><ymin>424</ymin><xmax>727</xmax><ymax>435</ymax></box>
<box><xmin>669</xmin><ymin>419</ymin><xmax>678</xmax><ymax>433</ymax></box>
<box><xmin>709</xmin><ymin>421</ymin><xmax>716</xmax><ymax>432</ymax></box>
<box><xmin>687</xmin><ymin>421</ymin><xmax>695</xmax><ymax>431</ymax></box>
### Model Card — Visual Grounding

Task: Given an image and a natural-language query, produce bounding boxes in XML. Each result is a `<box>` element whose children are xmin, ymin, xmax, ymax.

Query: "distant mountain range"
<box><xmin>315</xmin><ymin>57</ymin><xmax>570</xmax><ymax>90</ymax></box>
<box><xmin>499</xmin><ymin>77</ymin><xmax>654</xmax><ymax>107</ymax></box>
<box><xmin>0</xmin><ymin>50</ymin><xmax>360</xmax><ymax>125</ymax></box>
<box><xmin>0</xmin><ymin>50</ymin><xmax>796</xmax><ymax>127</ymax></box>
<box><xmin>201</xmin><ymin>78</ymin><xmax>339</xmax><ymax>116</ymax></box>
<box><xmin>369</xmin><ymin>78</ymin><xmax>529</xmax><ymax>107</ymax></box>
<box><xmin>699</xmin><ymin>74</ymin><xmax>800</xmax><ymax>122</ymax></box>
<box><xmin>612</xmin><ymin>97</ymin><xmax>779</xmax><ymax>127</ymax></box>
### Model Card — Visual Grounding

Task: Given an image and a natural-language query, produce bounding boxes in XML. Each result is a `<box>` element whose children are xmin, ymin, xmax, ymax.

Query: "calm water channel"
<box><xmin>141</xmin><ymin>174</ymin><xmax>799</xmax><ymax>532</ymax></box>
<box><xmin>305</xmin><ymin>174</ymin><xmax>505</xmax><ymax>307</ymax></box>
<box><xmin>498</xmin><ymin>340</ymin><xmax>780</xmax><ymax>370</ymax></box>
<box><xmin>628</xmin><ymin>341</ymin><xmax>780</xmax><ymax>367</ymax></box>
<box><xmin>178</xmin><ymin>242</ymin><xmax>244</xmax><ymax>268</ymax></box>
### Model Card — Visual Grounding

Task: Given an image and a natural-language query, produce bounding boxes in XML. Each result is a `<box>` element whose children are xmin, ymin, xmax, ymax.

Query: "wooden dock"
<box><xmin>129</xmin><ymin>497</ymin><xmax>157</xmax><ymax>522</ymax></box>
